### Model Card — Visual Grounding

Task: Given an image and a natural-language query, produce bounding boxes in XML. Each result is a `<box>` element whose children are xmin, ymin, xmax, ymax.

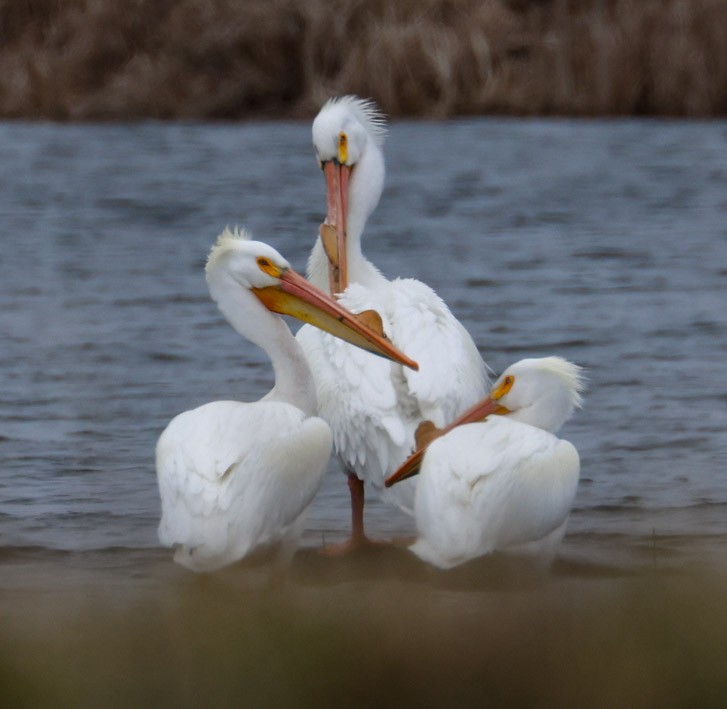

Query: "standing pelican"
<box><xmin>156</xmin><ymin>228</ymin><xmax>417</xmax><ymax>573</ymax></box>
<box><xmin>385</xmin><ymin>357</ymin><xmax>586</xmax><ymax>570</ymax></box>
<box><xmin>297</xmin><ymin>96</ymin><xmax>489</xmax><ymax>553</ymax></box>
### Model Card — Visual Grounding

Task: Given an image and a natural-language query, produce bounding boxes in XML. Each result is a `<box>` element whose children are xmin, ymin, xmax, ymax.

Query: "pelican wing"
<box><xmin>412</xmin><ymin>418</ymin><xmax>580</xmax><ymax>569</ymax></box>
<box><xmin>385</xmin><ymin>278</ymin><xmax>489</xmax><ymax>426</ymax></box>
<box><xmin>156</xmin><ymin>400</ymin><xmax>331</xmax><ymax>571</ymax></box>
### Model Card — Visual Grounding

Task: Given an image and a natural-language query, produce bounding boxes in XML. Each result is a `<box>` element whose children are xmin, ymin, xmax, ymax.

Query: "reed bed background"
<box><xmin>1</xmin><ymin>0</ymin><xmax>725</xmax><ymax>120</ymax></box>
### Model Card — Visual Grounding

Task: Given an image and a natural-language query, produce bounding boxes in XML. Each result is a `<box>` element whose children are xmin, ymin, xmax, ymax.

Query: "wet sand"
<box><xmin>2</xmin><ymin>546</ymin><xmax>726</xmax><ymax>707</ymax></box>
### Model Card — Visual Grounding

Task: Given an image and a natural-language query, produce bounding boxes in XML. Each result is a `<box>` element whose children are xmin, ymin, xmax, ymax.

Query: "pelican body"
<box><xmin>386</xmin><ymin>357</ymin><xmax>585</xmax><ymax>570</ymax></box>
<box><xmin>156</xmin><ymin>228</ymin><xmax>416</xmax><ymax>573</ymax></box>
<box><xmin>297</xmin><ymin>97</ymin><xmax>489</xmax><ymax>547</ymax></box>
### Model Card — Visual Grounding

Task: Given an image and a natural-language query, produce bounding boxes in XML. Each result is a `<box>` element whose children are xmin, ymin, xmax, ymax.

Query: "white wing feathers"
<box><xmin>383</xmin><ymin>279</ymin><xmax>488</xmax><ymax>427</ymax></box>
<box><xmin>156</xmin><ymin>400</ymin><xmax>331</xmax><ymax>572</ymax></box>
<box><xmin>412</xmin><ymin>418</ymin><xmax>580</xmax><ymax>569</ymax></box>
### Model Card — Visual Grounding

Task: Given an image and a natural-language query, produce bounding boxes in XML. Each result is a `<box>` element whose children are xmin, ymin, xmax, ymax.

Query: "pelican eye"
<box><xmin>337</xmin><ymin>132</ymin><xmax>348</xmax><ymax>164</ymax></box>
<box><xmin>256</xmin><ymin>257</ymin><xmax>280</xmax><ymax>277</ymax></box>
<box><xmin>493</xmin><ymin>374</ymin><xmax>515</xmax><ymax>399</ymax></box>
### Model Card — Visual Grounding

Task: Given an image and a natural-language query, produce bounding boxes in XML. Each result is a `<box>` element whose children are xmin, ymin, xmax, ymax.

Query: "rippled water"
<box><xmin>1</xmin><ymin>118</ymin><xmax>726</xmax><ymax>575</ymax></box>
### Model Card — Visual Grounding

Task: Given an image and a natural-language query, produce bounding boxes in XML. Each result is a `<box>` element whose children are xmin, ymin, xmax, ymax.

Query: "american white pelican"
<box><xmin>296</xmin><ymin>96</ymin><xmax>490</xmax><ymax>552</ymax></box>
<box><xmin>156</xmin><ymin>228</ymin><xmax>417</xmax><ymax>573</ymax></box>
<box><xmin>385</xmin><ymin>357</ymin><xmax>586</xmax><ymax>570</ymax></box>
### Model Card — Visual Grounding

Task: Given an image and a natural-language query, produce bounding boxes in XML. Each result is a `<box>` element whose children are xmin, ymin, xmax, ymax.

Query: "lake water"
<box><xmin>1</xmin><ymin>118</ymin><xmax>726</xmax><ymax>579</ymax></box>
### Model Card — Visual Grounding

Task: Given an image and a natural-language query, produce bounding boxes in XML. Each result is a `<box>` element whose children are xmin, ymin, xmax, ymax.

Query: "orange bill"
<box><xmin>384</xmin><ymin>447</ymin><xmax>427</xmax><ymax>488</ymax></box>
<box><xmin>323</xmin><ymin>160</ymin><xmax>351</xmax><ymax>294</ymax></box>
<box><xmin>384</xmin><ymin>396</ymin><xmax>502</xmax><ymax>487</ymax></box>
<box><xmin>253</xmin><ymin>268</ymin><xmax>418</xmax><ymax>370</ymax></box>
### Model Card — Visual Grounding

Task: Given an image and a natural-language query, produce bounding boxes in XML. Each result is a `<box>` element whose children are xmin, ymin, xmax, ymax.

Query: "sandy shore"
<box><xmin>2</xmin><ymin>545</ymin><xmax>726</xmax><ymax>707</ymax></box>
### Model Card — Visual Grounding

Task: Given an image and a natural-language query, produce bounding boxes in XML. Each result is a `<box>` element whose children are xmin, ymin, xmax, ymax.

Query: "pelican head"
<box><xmin>489</xmin><ymin>357</ymin><xmax>586</xmax><ymax>433</ymax></box>
<box><xmin>206</xmin><ymin>227</ymin><xmax>294</xmax><ymax>290</ymax></box>
<box><xmin>205</xmin><ymin>228</ymin><xmax>417</xmax><ymax>369</ymax></box>
<box><xmin>313</xmin><ymin>96</ymin><xmax>387</xmax><ymax>167</ymax></box>
<box><xmin>312</xmin><ymin>96</ymin><xmax>387</xmax><ymax>293</ymax></box>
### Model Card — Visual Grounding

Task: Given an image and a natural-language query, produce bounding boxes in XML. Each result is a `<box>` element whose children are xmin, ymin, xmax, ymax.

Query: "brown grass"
<box><xmin>3</xmin><ymin>568</ymin><xmax>727</xmax><ymax>708</ymax></box>
<box><xmin>0</xmin><ymin>0</ymin><xmax>726</xmax><ymax>119</ymax></box>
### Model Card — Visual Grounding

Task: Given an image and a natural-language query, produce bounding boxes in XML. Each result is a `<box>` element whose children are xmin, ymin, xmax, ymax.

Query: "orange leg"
<box><xmin>349</xmin><ymin>473</ymin><xmax>366</xmax><ymax>543</ymax></box>
<box><xmin>320</xmin><ymin>473</ymin><xmax>387</xmax><ymax>556</ymax></box>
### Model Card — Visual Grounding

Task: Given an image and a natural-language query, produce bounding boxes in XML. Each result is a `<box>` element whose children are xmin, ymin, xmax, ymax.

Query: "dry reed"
<box><xmin>0</xmin><ymin>0</ymin><xmax>725</xmax><ymax>118</ymax></box>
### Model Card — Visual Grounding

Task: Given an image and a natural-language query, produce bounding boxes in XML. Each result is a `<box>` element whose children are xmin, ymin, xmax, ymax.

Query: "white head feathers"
<box><xmin>495</xmin><ymin>356</ymin><xmax>587</xmax><ymax>433</ymax></box>
<box><xmin>205</xmin><ymin>226</ymin><xmax>252</xmax><ymax>274</ymax></box>
<box><xmin>315</xmin><ymin>96</ymin><xmax>388</xmax><ymax>149</ymax></box>
<box><xmin>512</xmin><ymin>356</ymin><xmax>587</xmax><ymax>410</ymax></box>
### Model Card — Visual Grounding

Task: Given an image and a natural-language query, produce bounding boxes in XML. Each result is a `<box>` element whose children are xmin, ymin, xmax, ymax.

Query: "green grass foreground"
<box><xmin>1</xmin><ymin>0</ymin><xmax>725</xmax><ymax>120</ymax></box>
<box><xmin>2</xmin><ymin>550</ymin><xmax>727</xmax><ymax>708</ymax></box>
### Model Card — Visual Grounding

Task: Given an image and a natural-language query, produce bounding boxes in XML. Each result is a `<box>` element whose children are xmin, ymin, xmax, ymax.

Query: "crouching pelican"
<box><xmin>297</xmin><ymin>96</ymin><xmax>490</xmax><ymax>553</ymax></box>
<box><xmin>156</xmin><ymin>228</ymin><xmax>417</xmax><ymax>573</ymax></box>
<box><xmin>385</xmin><ymin>357</ymin><xmax>586</xmax><ymax>570</ymax></box>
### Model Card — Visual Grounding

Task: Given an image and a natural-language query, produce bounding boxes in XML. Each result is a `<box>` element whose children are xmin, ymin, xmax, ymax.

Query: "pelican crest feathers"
<box><xmin>323</xmin><ymin>96</ymin><xmax>388</xmax><ymax>147</ymax></box>
<box><xmin>206</xmin><ymin>226</ymin><xmax>252</xmax><ymax>273</ymax></box>
<box><xmin>515</xmin><ymin>356</ymin><xmax>587</xmax><ymax>410</ymax></box>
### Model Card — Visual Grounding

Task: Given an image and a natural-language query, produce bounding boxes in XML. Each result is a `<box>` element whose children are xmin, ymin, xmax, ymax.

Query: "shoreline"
<box><xmin>2</xmin><ymin>546</ymin><xmax>726</xmax><ymax>706</ymax></box>
<box><xmin>1</xmin><ymin>533</ymin><xmax>724</xmax><ymax>603</ymax></box>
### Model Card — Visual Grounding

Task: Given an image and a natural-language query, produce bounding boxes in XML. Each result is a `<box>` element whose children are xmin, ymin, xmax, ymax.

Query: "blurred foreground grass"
<box><xmin>2</xmin><ymin>549</ymin><xmax>727</xmax><ymax>708</ymax></box>
<box><xmin>1</xmin><ymin>0</ymin><xmax>726</xmax><ymax>120</ymax></box>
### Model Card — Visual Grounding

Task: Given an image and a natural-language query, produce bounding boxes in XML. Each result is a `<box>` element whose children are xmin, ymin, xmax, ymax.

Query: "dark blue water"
<box><xmin>1</xmin><ymin>118</ymin><xmax>726</xmax><ymax>575</ymax></box>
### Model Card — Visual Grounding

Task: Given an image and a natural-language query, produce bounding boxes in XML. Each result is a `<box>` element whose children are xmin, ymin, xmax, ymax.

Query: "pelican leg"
<box><xmin>348</xmin><ymin>473</ymin><xmax>366</xmax><ymax>542</ymax></box>
<box><xmin>320</xmin><ymin>472</ymin><xmax>388</xmax><ymax>556</ymax></box>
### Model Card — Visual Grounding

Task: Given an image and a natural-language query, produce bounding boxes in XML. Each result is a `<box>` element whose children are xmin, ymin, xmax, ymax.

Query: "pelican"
<box><xmin>385</xmin><ymin>357</ymin><xmax>586</xmax><ymax>570</ymax></box>
<box><xmin>296</xmin><ymin>96</ymin><xmax>490</xmax><ymax>552</ymax></box>
<box><xmin>156</xmin><ymin>228</ymin><xmax>417</xmax><ymax>573</ymax></box>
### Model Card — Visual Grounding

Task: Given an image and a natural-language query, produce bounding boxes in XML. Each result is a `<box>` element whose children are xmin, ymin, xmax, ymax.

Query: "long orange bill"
<box><xmin>253</xmin><ymin>268</ymin><xmax>418</xmax><ymax>370</ymax></box>
<box><xmin>384</xmin><ymin>396</ymin><xmax>501</xmax><ymax>487</ymax></box>
<box><xmin>383</xmin><ymin>448</ymin><xmax>427</xmax><ymax>488</ymax></box>
<box><xmin>323</xmin><ymin>161</ymin><xmax>351</xmax><ymax>295</ymax></box>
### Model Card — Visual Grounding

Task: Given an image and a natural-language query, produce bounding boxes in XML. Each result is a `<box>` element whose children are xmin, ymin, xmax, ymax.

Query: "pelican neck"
<box><xmin>207</xmin><ymin>272</ymin><xmax>317</xmax><ymax>416</ymax></box>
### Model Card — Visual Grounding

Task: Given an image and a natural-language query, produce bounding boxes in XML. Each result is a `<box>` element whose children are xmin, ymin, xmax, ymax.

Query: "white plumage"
<box><xmin>300</xmin><ymin>280</ymin><xmax>485</xmax><ymax>515</ymax></box>
<box><xmin>157</xmin><ymin>400</ymin><xmax>331</xmax><ymax>573</ymax></box>
<box><xmin>388</xmin><ymin>357</ymin><xmax>585</xmax><ymax>570</ymax></box>
<box><xmin>156</xmin><ymin>228</ymin><xmax>414</xmax><ymax>572</ymax></box>
<box><xmin>297</xmin><ymin>97</ymin><xmax>489</xmax><ymax>543</ymax></box>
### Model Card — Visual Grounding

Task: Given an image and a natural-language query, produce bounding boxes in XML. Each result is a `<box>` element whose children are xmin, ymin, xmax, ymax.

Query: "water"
<box><xmin>1</xmin><ymin>118</ymin><xmax>726</xmax><ymax>577</ymax></box>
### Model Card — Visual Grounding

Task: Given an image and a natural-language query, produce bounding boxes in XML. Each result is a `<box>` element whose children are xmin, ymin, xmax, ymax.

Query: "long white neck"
<box><xmin>308</xmin><ymin>140</ymin><xmax>388</xmax><ymax>293</ymax></box>
<box><xmin>207</xmin><ymin>273</ymin><xmax>317</xmax><ymax>416</ymax></box>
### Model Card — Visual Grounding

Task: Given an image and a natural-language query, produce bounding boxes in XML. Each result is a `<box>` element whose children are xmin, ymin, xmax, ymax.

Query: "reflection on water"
<box><xmin>1</xmin><ymin>119</ymin><xmax>726</xmax><ymax>574</ymax></box>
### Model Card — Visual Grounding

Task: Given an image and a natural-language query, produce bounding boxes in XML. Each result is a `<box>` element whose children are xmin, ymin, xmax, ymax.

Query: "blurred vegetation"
<box><xmin>2</xmin><ymin>566</ymin><xmax>727</xmax><ymax>708</ymax></box>
<box><xmin>0</xmin><ymin>0</ymin><xmax>725</xmax><ymax>120</ymax></box>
